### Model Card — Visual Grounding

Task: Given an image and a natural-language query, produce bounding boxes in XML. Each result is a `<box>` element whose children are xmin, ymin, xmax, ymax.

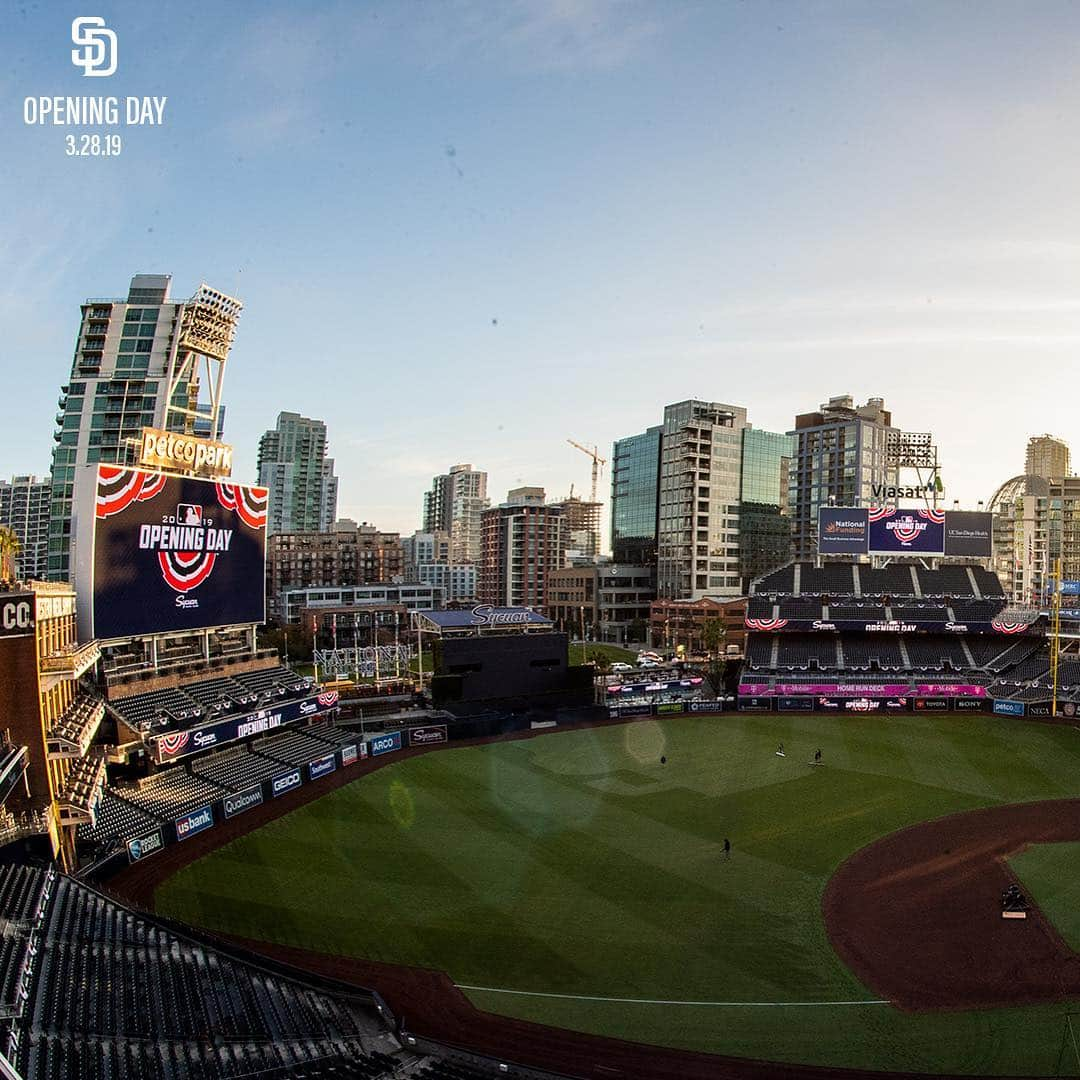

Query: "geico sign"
<box><xmin>139</xmin><ymin>427</ymin><xmax>233</xmax><ymax>477</ymax></box>
<box><xmin>0</xmin><ymin>598</ymin><xmax>33</xmax><ymax>636</ymax></box>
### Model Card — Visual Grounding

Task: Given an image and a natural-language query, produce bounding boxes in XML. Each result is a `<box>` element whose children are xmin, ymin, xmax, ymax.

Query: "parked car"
<box><xmin>611</xmin><ymin>662</ymin><xmax>634</xmax><ymax>673</ymax></box>
<box><xmin>637</xmin><ymin>659</ymin><xmax>659</xmax><ymax>669</ymax></box>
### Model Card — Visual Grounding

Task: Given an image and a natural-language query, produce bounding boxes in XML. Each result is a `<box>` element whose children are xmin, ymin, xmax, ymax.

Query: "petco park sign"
<box><xmin>139</xmin><ymin>427</ymin><xmax>233</xmax><ymax>478</ymax></box>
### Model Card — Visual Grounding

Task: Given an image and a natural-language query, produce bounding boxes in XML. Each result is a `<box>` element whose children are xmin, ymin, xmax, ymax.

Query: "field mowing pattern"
<box><xmin>155</xmin><ymin>714</ymin><xmax>1080</xmax><ymax>1074</ymax></box>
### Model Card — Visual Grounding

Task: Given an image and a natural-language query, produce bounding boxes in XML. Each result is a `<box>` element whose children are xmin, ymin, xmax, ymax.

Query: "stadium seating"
<box><xmin>190</xmin><ymin>745</ymin><xmax>289</xmax><ymax>793</ymax></box>
<box><xmin>774</xmin><ymin>634</ymin><xmax>838</xmax><ymax>670</ymax></box>
<box><xmin>77</xmin><ymin>793</ymin><xmax>160</xmax><ymax>852</ymax></box>
<box><xmin>747</xmin><ymin>596</ymin><xmax>775</xmax><ymax>618</ymax></box>
<box><xmin>112</xmin><ymin>770</ymin><xmax>223</xmax><ymax>820</ymax></box>
<box><xmin>752</xmin><ymin>561</ymin><xmax>1004</xmax><ymax>602</ymax></box>
<box><xmin>255</xmin><ymin>730</ymin><xmax>340</xmax><ymax>767</ymax></box>
<box><xmin>839</xmin><ymin>636</ymin><xmax>903</xmax><ymax>671</ymax></box>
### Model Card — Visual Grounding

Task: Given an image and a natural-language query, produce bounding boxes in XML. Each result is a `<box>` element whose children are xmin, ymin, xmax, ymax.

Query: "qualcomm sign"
<box><xmin>223</xmin><ymin>787</ymin><xmax>263</xmax><ymax>818</ymax></box>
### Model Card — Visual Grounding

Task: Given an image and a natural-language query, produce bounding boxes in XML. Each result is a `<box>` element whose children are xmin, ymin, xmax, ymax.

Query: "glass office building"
<box><xmin>610</xmin><ymin>427</ymin><xmax>662</xmax><ymax>565</ymax></box>
<box><xmin>739</xmin><ymin>429</ymin><xmax>794</xmax><ymax>588</ymax></box>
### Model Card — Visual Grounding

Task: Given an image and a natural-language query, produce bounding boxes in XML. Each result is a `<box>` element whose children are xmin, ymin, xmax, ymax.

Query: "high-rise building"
<box><xmin>610</xmin><ymin>427</ymin><xmax>662</xmax><ymax>565</ymax></box>
<box><xmin>47</xmin><ymin>274</ymin><xmax>211</xmax><ymax>580</ymax></box>
<box><xmin>657</xmin><ymin>400</ymin><xmax>749</xmax><ymax>600</ymax></box>
<box><xmin>738</xmin><ymin>429</ymin><xmax>794</xmax><ymax>589</ymax></box>
<box><xmin>402</xmin><ymin>530</ymin><xmax>478</xmax><ymax>603</ymax></box>
<box><xmin>257</xmin><ymin>412</ymin><xmax>338</xmax><ymax>535</ymax></box>
<box><xmin>1025</xmin><ymin>435</ymin><xmax>1071</xmax><ymax>482</ymax></box>
<box><xmin>478</xmin><ymin>488</ymin><xmax>563</xmax><ymax>610</ymax></box>
<box><xmin>265</xmin><ymin>519</ymin><xmax>402</xmax><ymax>620</ymax></box>
<box><xmin>422</xmin><ymin>464</ymin><xmax>489</xmax><ymax>564</ymax></box>
<box><xmin>0</xmin><ymin>476</ymin><xmax>51</xmax><ymax>581</ymax></box>
<box><xmin>788</xmin><ymin>395</ymin><xmax>898</xmax><ymax>560</ymax></box>
<box><xmin>552</xmin><ymin>496</ymin><xmax>602</xmax><ymax>561</ymax></box>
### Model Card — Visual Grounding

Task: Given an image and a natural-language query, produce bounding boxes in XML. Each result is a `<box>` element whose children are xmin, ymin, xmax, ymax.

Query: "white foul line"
<box><xmin>457</xmin><ymin>985</ymin><xmax>890</xmax><ymax>1007</ymax></box>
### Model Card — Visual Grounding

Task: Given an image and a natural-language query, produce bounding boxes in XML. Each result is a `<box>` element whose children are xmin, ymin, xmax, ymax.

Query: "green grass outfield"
<box><xmin>1010</xmin><ymin>841</ymin><xmax>1080</xmax><ymax>953</ymax></box>
<box><xmin>155</xmin><ymin>713</ymin><xmax>1080</xmax><ymax>1075</ymax></box>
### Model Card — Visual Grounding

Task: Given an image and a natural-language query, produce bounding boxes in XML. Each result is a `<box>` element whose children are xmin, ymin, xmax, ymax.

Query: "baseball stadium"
<box><xmin>4</xmin><ymin>433</ymin><xmax>1080</xmax><ymax>1078</ymax></box>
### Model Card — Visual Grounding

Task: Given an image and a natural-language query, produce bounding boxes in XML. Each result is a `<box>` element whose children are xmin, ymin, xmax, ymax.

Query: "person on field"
<box><xmin>723</xmin><ymin>837</ymin><xmax>731</xmax><ymax>860</ymax></box>
<box><xmin>814</xmin><ymin>748</ymin><xmax>822</xmax><ymax>765</ymax></box>
<box><xmin>775</xmin><ymin>742</ymin><xmax>785</xmax><ymax>757</ymax></box>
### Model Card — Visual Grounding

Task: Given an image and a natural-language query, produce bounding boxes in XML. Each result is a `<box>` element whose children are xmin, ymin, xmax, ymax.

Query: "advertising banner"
<box><xmin>993</xmin><ymin>700</ymin><xmax>1026</xmax><ymax>717</ymax></box>
<box><xmin>913</xmin><ymin>697</ymin><xmax>950</xmax><ymax>711</ymax></box>
<box><xmin>777</xmin><ymin>696</ymin><xmax>815</xmax><ymax>711</ymax></box>
<box><xmin>0</xmin><ymin>594</ymin><xmax>34</xmax><ymax>639</ymax></box>
<box><xmin>308</xmin><ymin>754</ymin><xmax>336</xmax><ymax>781</ymax></box>
<box><xmin>1061</xmin><ymin>582</ymin><xmax>1080</xmax><ymax>597</ymax></box>
<box><xmin>222</xmin><ymin>786</ymin><xmax>263</xmax><ymax>819</ymax></box>
<box><xmin>1027</xmin><ymin>702</ymin><xmax>1053</xmax><ymax>717</ymax></box>
<box><xmin>943</xmin><ymin>511</ymin><xmax>993</xmax><ymax>557</ymax></box>
<box><xmin>78</xmin><ymin>465</ymin><xmax>267</xmax><ymax>640</ymax></box>
<box><xmin>953</xmin><ymin>697</ymin><xmax>987</xmax><ymax>712</ymax></box>
<box><xmin>738</xmin><ymin>697</ymin><xmax>774</xmax><ymax>711</ymax></box>
<box><xmin>408</xmin><ymin>725</ymin><xmax>448</xmax><ymax>746</ymax></box>
<box><xmin>271</xmin><ymin>768</ymin><xmax>302</xmax><ymax>797</ymax></box>
<box><xmin>617</xmin><ymin>704</ymin><xmax>653</xmax><ymax>717</ymax></box>
<box><xmin>868</xmin><ymin>507</ymin><xmax>946</xmax><ymax>555</ymax></box>
<box><xmin>126</xmin><ymin>828</ymin><xmax>164</xmax><ymax>863</ymax></box>
<box><xmin>817</xmin><ymin>508</ymin><xmax>870</xmax><ymax>555</ymax></box>
<box><xmin>174</xmin><ymin>804</ymin><xmax>214</xmax><ymax>841</ymax></box>
<box><xmin>656</xmin><ymin>701</ymin><xmax>685</xmax><ymax>714</ymax></box>
<box><xmin>341</xmin><ymin>744</ymin><xmax>358</xmax><ymax>766</ymax></box>
<box><xmin>740</xmin><ymin>682</ymin><xmax>986</xmax><ymax>698</ymax></box>
<box><xmin>746</xmin><ymin>617</ymin><xmax>1010</xmax><ymax>635</ymax></box>
<box><xmin>688</xmin><ymin>700</ymin><xmax>725</xmax><ymax>713</ymax></box>
<box><xmin>369</xmin><ymin>731</ymin><xmax>403</xmax><ymax>757</ymax></box>
<box><xmin>150</xmin><ymin>694</ymin><xmax>329</xmax><ymax>763</ymax></box>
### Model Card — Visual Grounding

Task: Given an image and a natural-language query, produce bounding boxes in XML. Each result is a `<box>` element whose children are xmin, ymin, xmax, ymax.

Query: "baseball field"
<box><xmin>152</xmin><ymin>713</ymin><xmax>1080</xmax><ymax>1074</ymax></box>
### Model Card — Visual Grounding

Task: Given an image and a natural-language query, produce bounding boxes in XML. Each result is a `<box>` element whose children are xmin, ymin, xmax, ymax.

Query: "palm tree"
<box><xmin>0</xmin><ymin>528</ymin><xmax>20</xmax><ymax>585</ymax></box>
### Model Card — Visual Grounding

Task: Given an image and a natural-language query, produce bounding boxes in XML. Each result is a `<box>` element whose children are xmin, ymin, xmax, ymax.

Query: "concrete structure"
<box><xmin>990</xmin><ymin>474</ymin><xmax>1080</xmax><ymax>606</ymax></box>
<box><xmin>0</xmin><ymin>475</ymin><xmax>51</xmax><ymax>581</ymax></box>
<box><xmin>266</xmin><ymin>520</ymin><xmax>403</xmax><ymax>621</ymax></box>
<box><xmin>48</xmin><ymin>274</ymin><xmax>208</xmax><ymax>580</ymax></box>
<box><xmin>402</xmin><ymin>531</ymin><xmax>477</xmax><ymax>603</ymax></box>
<box><xmin>788</xmin><ymin>395</ymin><xmax>898</xmax><ymax>559</ymax></box>
<box><xmin>422</xmin><ymin>464</ymin><xmax>489</xmax><ymax>564</ymax></box>
<box><xmin>548</xmin><ymin>564</ymin><xmax>656</xmax><ymax>643</ymax></box>
<box><xmin>553</xmin><ymin>496</ymin><xmax>602</xmax><ymax>561</ymax></box>
<box><xmin>1025</xmin><ymin>435</ymin><xmax>1071</xmax><ymax>483</ymax></box>
<box><xmin>649</xmin><ymin>595</ymin><xmax>747</xmax><ymax>655</ymax></box>
<box><xmin>0</xmin><ymin>581</ymin><xmax>103</xmax><ymax>869</ymax></box>
<box><xmin>281</xmin><ymin>582</ymin><xmax>443</xmax><ymax>625</ymax></box>
<box><xmin>257</xmin><ymin>412</ymin><xmax>338</xmax><ymax>535</ymax></box>
<box><xmin>657</xmin><ymin>400</ymin><xmax>749</xmax><ymax>601</ymax></box>
<box><xmin>479</xmin><ymin>488</ymin><xmax>564</xmax><ymax>610</ymax></box>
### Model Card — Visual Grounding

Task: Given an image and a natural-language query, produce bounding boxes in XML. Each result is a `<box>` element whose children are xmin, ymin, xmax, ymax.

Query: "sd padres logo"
<box><xmin>71</xmin><ymin>17</ymin><xmax>117</xmax><ymax>77</ymax></box>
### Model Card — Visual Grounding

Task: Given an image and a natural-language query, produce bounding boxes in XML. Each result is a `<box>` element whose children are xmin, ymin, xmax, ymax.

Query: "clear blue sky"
<box><xmin>4</xmin><ymin>1</ymin><xmax>1080</xmax><ymax>538</ymax></box>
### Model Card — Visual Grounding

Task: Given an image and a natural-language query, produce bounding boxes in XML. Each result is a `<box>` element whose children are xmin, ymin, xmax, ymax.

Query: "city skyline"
<box><xmin>6</xmin><ymin>2</ymin><xmax>1080</xmax><ymax>538</ymax></box>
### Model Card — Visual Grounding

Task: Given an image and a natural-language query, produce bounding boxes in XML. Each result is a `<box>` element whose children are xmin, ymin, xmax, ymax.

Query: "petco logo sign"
<box><xmin>72</xmin><ymin>17</ymin><xmax>117</xmax><ymax>77</ymax></box>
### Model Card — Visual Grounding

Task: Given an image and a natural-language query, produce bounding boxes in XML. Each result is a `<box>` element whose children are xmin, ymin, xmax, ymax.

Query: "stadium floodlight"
<box><xmin>162</xmin><ymin>283</ymin><xmax>243</xmax><ymax>445</ymax></box>
<box><xmin>886</xmin><ymin>431</ymin><xmax>936</xmax><ymax>469</ymax></box>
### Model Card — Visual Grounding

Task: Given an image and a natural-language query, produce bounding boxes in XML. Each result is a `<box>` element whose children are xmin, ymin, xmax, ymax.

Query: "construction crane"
<box><xmin>567</xmin><ymin>439</ymin><xmax>607</xmax><ymax>503</ymax></box>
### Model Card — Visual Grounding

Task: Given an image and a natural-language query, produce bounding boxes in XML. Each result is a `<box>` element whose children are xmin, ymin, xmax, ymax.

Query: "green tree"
<box><xmin>0</xmin><ymin>527</ymin><xmax>20</xmax><ymax>585</ymax></box>
<box><xmin>705</xmin><ymin>655</ymin><xmax>728</xmax><ymax>697</ymax></box>
<box><xmin>701</xmin><ymin>616</ymin><xmax>726</xmax><ymax>657</ymax></box>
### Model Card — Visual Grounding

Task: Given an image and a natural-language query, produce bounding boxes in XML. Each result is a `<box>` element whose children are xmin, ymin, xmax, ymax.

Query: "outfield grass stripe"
<box><xmin>460</xmin><ymin>984</ymin><xmax>890</xmax><ymax>1006</ymax></box>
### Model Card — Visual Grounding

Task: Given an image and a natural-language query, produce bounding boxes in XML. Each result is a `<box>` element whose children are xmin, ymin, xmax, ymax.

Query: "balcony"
<box><xmin>40</xmin><ymin>641</ymin><xmax>100</xmax><ymax>687</ymax></box>
<box><xmin>47</xmin><ymin>693</ymin><xmax>105</xmax><ymax>759</ymax></box>
<box><xmin>56</xmin><ymin>752</ymin><xmax>108</xmax><ymax>828</ymax></box>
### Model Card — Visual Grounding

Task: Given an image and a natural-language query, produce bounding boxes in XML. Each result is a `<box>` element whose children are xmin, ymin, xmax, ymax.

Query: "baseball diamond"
<box><xmin>128</xmin><ymin>712</ymin><xmax>1080</xmax><ymax>1077</ymax></box>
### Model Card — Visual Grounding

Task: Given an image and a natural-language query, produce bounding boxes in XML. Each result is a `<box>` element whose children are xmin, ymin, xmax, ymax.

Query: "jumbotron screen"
<box><xmin>818</xmin><ymin>506</ymin><xmax>992</xmax><ymax>558</ymax></box>
<box><xmin>76</xmin><ymin>465</ymin><xmax>267</xmax><ymax>640</ymax></box>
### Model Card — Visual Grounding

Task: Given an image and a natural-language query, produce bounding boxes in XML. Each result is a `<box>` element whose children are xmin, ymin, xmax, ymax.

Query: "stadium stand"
<box><xmin>112</xmin><ymin>771</ymin><xmax>224</xmax><ymax>820</ymax></box>
<box><xmin>255</xmin><ymin>730</ymin><xmax>340</xmax><ymax>767</ymax></box>
<box><xmin>190</xmin><ymin>745</ymin><xmax>289</xmax><ymax>793</ymax></box>
<box><xmin>77</xmin><ymin>794</ymin><xmax>160</xmax><ymax>853</ymax></box>
<box><xmin>0</xmin><ymin>863</ymin><xmax>566</xmax><ymax>1080</ymax></box>
<box><xmin>743</xmin><ymin>561</ymin><xmax>1053</xmax><ymax>704</ymax></box>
